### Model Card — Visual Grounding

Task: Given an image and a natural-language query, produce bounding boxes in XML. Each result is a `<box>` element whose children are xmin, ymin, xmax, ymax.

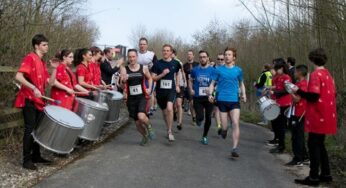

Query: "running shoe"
<box><xmin>177</xmin><ymin>124</ymin><xmax>182</xmax><ymax>131</ymax></box>
<box><xmin>231</xmin><ymin>148</ymin><xmax>239</xmax><ymax>158</ymax></box>
<box><xmin>201</xmin><ymin>137</ymin><xmax>208</xmax><ymax>145</ymax></box>
<box><xmin>266</xmin><ymin>139</ymin><xmax>279</xmax><ymax>147</ymax></box>
<box><xmin>187</xmin><ymin>110</ymin><xmax>191</xmax><ymax>116</ymax></box>
<box><xmin>221</xmin><ymin>129</ymin><xmax>228</xmax><ymax>139</ymax></box>
<box><xmin>140</xmin><ymin>136</ymin><xmax>149</xmax><ymax>146</ymax></box>
<box><xmin>217</xmin><ymin>124</ymin><xmax>222</xmax><ymax>135</ymax></box>
<box><xmin>285</xmin><ymin>160</ymin><xmax>304</xmax><ymax>167</ymax></box>
<box><xmin>147</xmin><ymin>126</ymin><xmax>156</xmax><ymax>140</ymax></box>
<box><xmin>168</xmin><ymin>133</ymin><xmax>175</xmax><ymax>142</ymax></box>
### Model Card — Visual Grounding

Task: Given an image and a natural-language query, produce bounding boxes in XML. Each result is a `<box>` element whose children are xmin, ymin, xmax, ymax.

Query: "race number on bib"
<box><xmin>129</xmin><ymin>85</ymin><xmax>143</xmax><ymax>95</ymax></box>
<box><xmin>160</xmin><ymin>80</ymin><xmax>172</xmax><ymax>89</ymax></box>
<box><xmin>199</xmin><ymin>87</ymin><xmax>209</xmax><ymax>96</ymax></box>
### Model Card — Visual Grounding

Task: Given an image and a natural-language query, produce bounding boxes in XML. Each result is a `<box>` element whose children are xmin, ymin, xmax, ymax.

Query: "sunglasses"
<box><xmin>217</xmin><ymin>58</ymin><xmax>224</xmax><ymax>61</ymax></box>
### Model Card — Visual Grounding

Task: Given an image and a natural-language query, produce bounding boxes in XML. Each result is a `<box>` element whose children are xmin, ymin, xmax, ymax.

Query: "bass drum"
<box><xmin>257</xmin><ymin>96</ymin><xmax>280</xmax><ymax>121</ymax></box>
<box><xmin>75</xmin><ymin>98</ymin><xmax>108</xmax><ymax>141</ymax></box>
<box><xmin>33</xmin><ymin>105</ymin><xmax>84</xmax><ymax>154</ymax></box>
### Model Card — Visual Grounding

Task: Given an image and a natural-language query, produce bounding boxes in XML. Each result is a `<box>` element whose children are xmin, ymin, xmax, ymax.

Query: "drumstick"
<box><xmin>41</xmin><ymin>96</ymin><xmax>62</xmax><ymax>105</ymax></box>
<box><xmin>74</xmin><ymin>91</ymin><xmax>90</xmax><ymax>95</ymax></box>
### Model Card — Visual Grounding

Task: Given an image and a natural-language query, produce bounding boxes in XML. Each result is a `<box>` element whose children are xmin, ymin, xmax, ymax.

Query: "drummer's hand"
<box><xmin>49</xmin><ymin>59</ymin><xmax>59</xmax><ymax>68</ymax></box>
<box><xmin>66</xmin><ymin>88</ymin><xmax>74</xmax><ymax>95</ymax></box>
<box><xmin>33</xmin><ymin>87</ymin><xmax>42</xmax><ymax>98</ymax></box>
<box><xmin>208</xmin><ymin>95</ymin><xmax>214</xmax><ymax>103</ymax></box>
<box><xmin>120</xmin><ymin>73</ymin><xmax>128</xmax><ymax>82</ymax></box>
<box><xmin>291</xmin><ymin>85</ymin><xmax>299</xmax><ymax>93</ymax></box>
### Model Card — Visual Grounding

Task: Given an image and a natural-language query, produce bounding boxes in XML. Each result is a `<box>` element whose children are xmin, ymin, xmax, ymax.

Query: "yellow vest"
<box><xmin>257</xmin><ymin>71</ymin><xmax>272</xmax><ymax>87</ymax></box>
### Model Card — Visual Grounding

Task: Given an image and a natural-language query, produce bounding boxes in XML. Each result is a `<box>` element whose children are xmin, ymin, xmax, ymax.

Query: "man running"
<box><xmin>183</xmin><ymin>50</ymin><xmax>199</xmax><ymax>124</ymax></box>
<box><xmin>189</xmin><ymin>50</ymin><xmax>216</xmax><ymax>145</ymax></box>
<box><xmin>151</xmin><ymin>44</ymin><xmax>182</xmax><ymax>142</ymax></box>
<box><xmin>209</xmin><ymin>47</ymin><xmax>247</xmax><ymax>157</ymax></box>
<box><xmin>137</xmin><ymin>37</ymin><xmax>158</xmax><ymax>115</ymax></box>
<box><xmin>120</xmin><ymin>49</ymin><xmax>155</xmax><ymax>146</ymax></box>
<box><xmin>172</xmin><ymin>49</ymin><xmax>187</xmax><ymax>130</ymax></box>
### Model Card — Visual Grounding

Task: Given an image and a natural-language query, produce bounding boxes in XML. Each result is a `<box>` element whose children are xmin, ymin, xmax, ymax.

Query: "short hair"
<box><xmin>263</xmin><ymin>63</ymin><xmax>271</xmax><ymax>71</ymax></box>
<box><xmin>274</xmin><ymin>61</ymin><xmax>289</xmax><ymax>74</ymax></box>
<box><xmin>199</xmin><ymin>50</ymin><xmax>209</xmax><ymax>57</ymax></box>
<box><xmin>172</xmin><ymin>49</ymin><xmax>177</xmax><ymax>55</ymax></box>
<box><xmin>103</xmin><ymin>47</ymin><xmax>112</xmax><ymax>54</ymax></box>
<box><xmin>309</xmin><ymin>48</ymin><xmax>327</xmax><ymax>66</ymax></box>
<box><xmin>139</xmin><ymin>37</ymin><xmax>148</xmax><ymax>44</ymax></box>
<box><xmin>187</xmin><ymin>50</ymin><xmax>194</xmax><ymax>54</ymax></box>
<box><xmin>59</xmin><ymin>49</ymin><xmax>73</xmax><ymax>61</ymax></box>
<box><xmin>127</xmin><ymin>49</ymin><xmax>138</xmax><ymax>54</ymax></box>
<box><xmin>217</xmin><ymin>53</ymin><xmax>224</xmax><ymax>56</ymax></box>
<box><xmin>287</xmin><ymin>57</ymin><xmax>296</xmax><ymax>66</ymax></box>
<box><xmin>32</xmin><ymin>34</ymin><xmax>48</xmax><ymax>48</ymax></box>
<box><xmin>272</xmin><ymin>58</ymin><xmax>286</xmax><ymax>65</ymax></box>
<box><xmin>89</xmin><ymin>46</ymin><xmax>102</xmax><ymax>56</ymax></box>
<box><xmin>295</xmin><ymin>64</ymin><xmax>308</xmax><ymax>77</ymax></box>
<box><xmin>224</xmin><ymin>47</ymin><xmax>237</xmax><ymax>58</ymax></box>
<box><xmin>162</xmin><ymin>44</ymin><xmax>173</xmax><ymax>51</ymax></box>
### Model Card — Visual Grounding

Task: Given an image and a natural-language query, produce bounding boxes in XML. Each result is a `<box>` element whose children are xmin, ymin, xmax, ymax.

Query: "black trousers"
<box><xmin>308</xmin><ymin>133</ymin><xmax>331</xmax><ymax>179</ymax></box>
<box><xmin>22</xmin><ymin>99</ymin><xmax>43</xmax><ymax>163</ymax></box>
<box><xmin>289</xmin><ymin>116</ymin><xmax>308</xmax><ymax>162</ymax></box>
<box><xmin>193</xmin><ymin>97</ymin><xmax>214</xmax><ymax>137</ymax></box>
<box><xmin>271</xmin><ymin>106</ymin><xmax>288</xmax><ymax>149</ymax></box>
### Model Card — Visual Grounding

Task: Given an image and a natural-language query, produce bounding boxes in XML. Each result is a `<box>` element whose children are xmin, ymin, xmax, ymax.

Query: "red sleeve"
<box><xmin>56</xmin><ymin>65</ymin><xmax>65</xmax><ymax>82</ymax></box>
<box><xmin>76</xmin><ymin>66</ymin><xmax>86</xmax><ymax>77</ymax></box>
<box><xmin>284</xmin><ymin>74</ymin><xmax>291</xmax><ymax>82</ymax></box>
<box><xmin>299</xmin><ymin>80</ymin><xmax>308</xmax><ymax>92</ymax></box>
<box><xmin>18</xmin><ymin>55</ymin><xmax>34</xmax><ymax>75</ymax></box>
<box><xmin>308</xmin><ymin>71</ymin><xmax>321</xmax><ymax>94</ymax></box>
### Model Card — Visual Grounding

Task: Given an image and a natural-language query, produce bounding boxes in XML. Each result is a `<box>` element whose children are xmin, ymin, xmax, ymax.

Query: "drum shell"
<box><xmin>105</xmin><ymin>91</ymin><xmax>123</xmax><ymax>123</ymax></box>
<box><xmin>257</xmin><ymin>97</ymin><xmax>280</xmax><ymax>121</ymax></box>
<box><xmin>33</xmin><ymin>107</ymin><xmax>84</xmax><ymax>154</ymax></box>
<box><xmin>76</xmin><ymin>98</ymin><xmax>108</xmax><ymax>141</ymax></box>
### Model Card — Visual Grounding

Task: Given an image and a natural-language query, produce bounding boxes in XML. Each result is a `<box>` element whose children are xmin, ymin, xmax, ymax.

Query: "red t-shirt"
<box><xmin>304</xmin><ymin>69</ymin><xmax>337</xmax><ymax>134</ymax></box>
<box><xmin>89</xmin><ymin>61</ymin><xmax>101</xmax><ymax>86</ymax></box>
<box><xmin>76</xmin><ymin>63</ymin><xmax>93</xmax><ymax>90</ymax></box>
<box><xmin>272</xmin><ymin>74</ymin><xmax>292</xmax><ymax>107</ymax></box>
<box><xmin>51</xmin><ymin>63</ymin><xmax>77</xmax><ymax>110</ymax></box>
<box><xmin>14</xmin><ymin>52</ymin><xmax>49</xmax><ymax>111</ymax></box>
<box><xmin>294</xmin><ymin>79</ymin><xmax>307</xmax><ymax>117</ymax></box>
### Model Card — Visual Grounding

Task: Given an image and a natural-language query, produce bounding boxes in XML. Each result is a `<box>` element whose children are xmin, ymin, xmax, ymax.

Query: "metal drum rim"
<box><xmin>43</xmin><ymin>107</ymin><xmax>85</xmax><ymax>129</ymax></box>
<box><xmin>76</xmin><ymin>97</ymin><xmax>109</xmax><ymax>111</ymax></box>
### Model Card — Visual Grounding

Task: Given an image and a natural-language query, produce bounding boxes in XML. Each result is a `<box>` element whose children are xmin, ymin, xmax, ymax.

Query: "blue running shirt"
<box><xmin>213</xmin><ymin>65</ymin><xmax>243</xmax><ymax>102</ymax></box>
<box><xmin>191</xmin><ymin>66</ymin><xmax>216</xmax><ymax>97</ymax></box>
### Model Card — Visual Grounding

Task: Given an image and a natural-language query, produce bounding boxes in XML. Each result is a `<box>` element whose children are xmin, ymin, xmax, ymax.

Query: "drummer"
<box><xmin>51</xmin><ymin>49</ymin><xmax>90</xmax><ymax>110</ymax></box>
<box><xmin>74</xmin><ymin>48</ymin><xmax>98</xmax><ymax>99</ymax></box>
<box><xmin>14</xmin><ymin>34</ymin><xmax>58</xmax><ymax>170</ymax></box>
<box><xmin>120</xmin><ymin>49</ymin><xmax>156</xmax><ymax>146</ymax></box>
<box><xmin>89</xmin><ymin>46</ymin><xmax>107</xmax><ymax>89</ymax></box>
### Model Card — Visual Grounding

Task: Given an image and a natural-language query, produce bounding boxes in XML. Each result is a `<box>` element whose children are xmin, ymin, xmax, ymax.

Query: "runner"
<box><xmin>189</xmin><ymin>50</ymin><xmax>216</xmax><ymax>145</ymax></box>
<box><xmin>151</xmin><ymin>44</ymin><xmax>182</xmax><ymax>142</ymax></box>
<box><xmin>213</xmin><ymin>53</ymin><xmax>225</xmax><ymax>134</ymax></box>
<box><xmin>137</xmin><ymin>37</ymin><xmax>158</xmax><ymax>116</ymax></box>
<box><xmin>172</xmin><ymin>49</ymin><xmax>187</xmax><ymax>130</ymax></box>
<box><xmin>209</xmin><ymin>47</ymin><xmax>247</xmax><ymax>157</ymax></box>
<box><xmin>14</xmin><ymin>34</ymin><xmax>58</xmax><ymax>170</ymax></box>
<box><xmin>120</xmin><ymin>49</ymin><xmax>155</xmax><ymax>146</ymax></box>
<box><xmin>51</xmin><ymin>49</ymin><xmax>89</xmax><ymax>110</ymax></box>
<box><xmin>183</xmin><ymin>50</ymin><xmax>199</xmax><ymax>124</ymax></box>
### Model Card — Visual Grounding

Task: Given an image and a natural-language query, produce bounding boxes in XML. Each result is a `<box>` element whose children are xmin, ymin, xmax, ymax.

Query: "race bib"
<box><xmin>199</xmin><ymin>87</ymin><xmax>208</xmax><ymax>96</ymax></box>
<box><xmin>160</xmin><ymin>80</ymin><xmax>172</xmax><ymax>89</ymax></box>
<box><xmin>129</xmin><ymin>85</ymin><xmax>143</xmax><ymax>95</ymax></box>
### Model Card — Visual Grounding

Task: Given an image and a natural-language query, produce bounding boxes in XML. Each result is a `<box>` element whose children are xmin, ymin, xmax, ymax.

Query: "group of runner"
<box><xmin>121</xmin><ymin>38</ymin><xmax>246</xmax><ymax>158</ymax></box>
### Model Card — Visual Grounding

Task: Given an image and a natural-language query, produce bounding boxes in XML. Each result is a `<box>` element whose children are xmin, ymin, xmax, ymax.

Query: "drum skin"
<box><xmin>257</xmin><ymin>97</ymin><xmax>280</xmax><ymax>120</ymax></box>
<box><xmin>76</xmin><ymin>98</ymin><xmax>108</xmax><ymax>141</ymax></box>
<box><xmin>33</xmin><ymin>105</ymin><xmax>84</xmax><ymax>154</ymax></box>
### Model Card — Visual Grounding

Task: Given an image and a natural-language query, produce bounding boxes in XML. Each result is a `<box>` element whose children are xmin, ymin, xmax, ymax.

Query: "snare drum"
<box><xmin>33</xmin><ymin>105</ymin><xmax>84</xmax><ymax>154</ymax></box>
<box><xmin>75</xmin><ymin>98</ymin><xmax>109</xmax><ymax>141</ymax></box>
<box><xmin>257</xmin><ymin>96</ymin><xmax>280</xmax><ymax>120</ymax></box>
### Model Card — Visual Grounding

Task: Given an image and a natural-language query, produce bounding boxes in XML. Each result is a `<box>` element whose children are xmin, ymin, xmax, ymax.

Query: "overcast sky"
<box><xmin>87</xmin><ymin>0</ymin><xmax>255</xmax><ymax>48</ymax></box>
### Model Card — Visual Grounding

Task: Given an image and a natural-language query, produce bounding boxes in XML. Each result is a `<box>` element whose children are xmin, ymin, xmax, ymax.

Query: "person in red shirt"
<box><xmin>74</xmin><ymin>48</ymin><xmax>98</xmax><ymax>96</ymax></box>
<box><xmin>294</xmin><ymin>48</ymin><xmax>337</xmax><ymax>186</ymax></box>
<box><xmin>268</xmin><ymin>59</ymin><xmax>292</xmax><ymax>153</ymax></box>
<box><xmin>285</xmin><ymin>65</ymin><xmax>309</xmax><ymax>166</ymax></box>
<box><xmin>51</xmin><ymin>49</ymin><xmax>89</xmax><ymax>110</ymax></box>
<box><xmin>14</xmin><ymin>34</ymin><xmax>59</xmax><ymax>170</ymax></box>
<box><xmin>89</xmin><ymin>46</ymin><xmax>105</xmax><ymax>88</ymax></box>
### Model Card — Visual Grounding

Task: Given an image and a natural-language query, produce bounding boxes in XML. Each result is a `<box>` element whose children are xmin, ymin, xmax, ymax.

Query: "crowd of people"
<box><xmin>14</xmin><ymin>34</ymin><xmax>337</xmax><ymax>186</ymax></box>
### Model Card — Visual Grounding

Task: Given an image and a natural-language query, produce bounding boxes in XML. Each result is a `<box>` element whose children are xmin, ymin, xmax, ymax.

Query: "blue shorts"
<box><xmin>217</xmin><ymin>101</ymin><xmax>240</xmax><ymax>112</ymax></box>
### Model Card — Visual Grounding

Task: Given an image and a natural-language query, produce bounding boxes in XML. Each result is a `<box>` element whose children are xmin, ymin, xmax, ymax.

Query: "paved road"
<box><xmin>36</xmin><ymin>109</ymin><xmax>300</xmax><ymax>188</ymax></box>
